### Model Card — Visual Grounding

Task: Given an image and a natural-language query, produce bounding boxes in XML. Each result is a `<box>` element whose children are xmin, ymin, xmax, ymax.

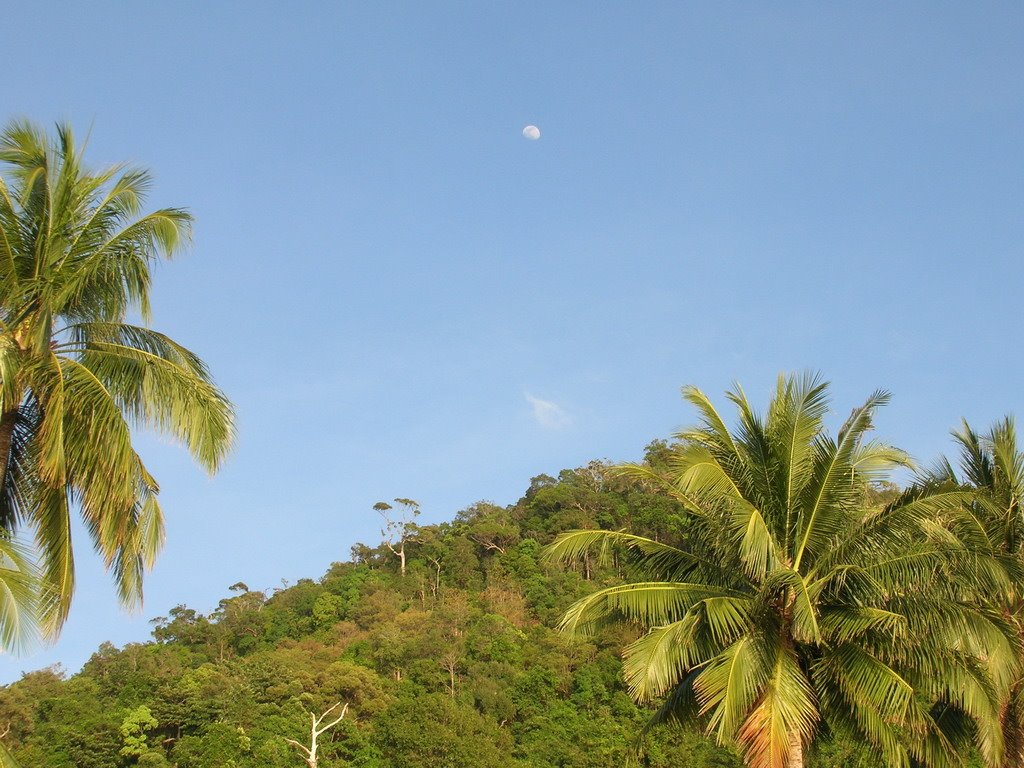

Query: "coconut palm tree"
<box><xmin>0</xmin><ymin>120</ymin><xmax>234</xmax><ymax>637</ymax></box>
<box><xmin>547</xmin><ymin>374</ymin><xmax>1009</xmax><ymax>768</ymax></box>
<box><xmin>928</xmin><ymin>418</ymin><xmax>1024</xmax><ymax>768</ymax></box>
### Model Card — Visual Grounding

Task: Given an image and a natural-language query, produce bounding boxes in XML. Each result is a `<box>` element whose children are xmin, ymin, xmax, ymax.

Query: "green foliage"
<box><xmin>0</xmin><ymin>120</ymin><xmax>235</xmax><ymax>640</ymax></box>
<box><xmin>374</xmin><ymin>692</ymin><xmax>511</xmax><ymax>767</ymax></box>
<box><xmin>548</xmin><ymin>375</ymin><xmax>1008</xmax><ymax>768</ymax></box>
<box><xmin>925</xmin><ymin>417</ymin><xmax>1024</xmax><ymax>768</ymax></box>
<box><xmin>172</xmin><ymin>722</ymin><xmax>251</xmax><ymax>767</ymax></box>
<box><xmin>0</xmin><ymin>418</ymin><xmax>998</xmax><ymax>768</ymax></box>
<box><xmin>119</xmin><ymin>704</ymin><xmax>158</xmax><ymax>757</ymax></box>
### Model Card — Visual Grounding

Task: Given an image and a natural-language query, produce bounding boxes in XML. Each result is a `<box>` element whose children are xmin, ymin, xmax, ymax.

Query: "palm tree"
<box><xmin>546</xmin><ymin>374</ymin><xmax>1009</xmax><ymax>768</ymax></box>
<box><xmin>928</xmin><ymin>418</ymin><xmax>1024</xmax><ymax>768</ymax></box>
<box><xmin>0</xmin><ymin>120</ymin><xmax>234</xmax><ymax>637</ymax></box>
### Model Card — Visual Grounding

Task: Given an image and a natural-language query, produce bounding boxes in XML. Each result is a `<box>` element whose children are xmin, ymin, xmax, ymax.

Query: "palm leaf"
<box><xmin>737</xmin><ymin>645</ymin><xmax>817</xmax><ymax>768</ymax></box>
<box><xmin>559</xmin><ymin>581</ymin><xmax>745</xmax><ymax>635</ymax></box>
<box><xmin>793</xmin><ymin>390</ymin><xmax>892</xmax><ymax>570</ymax></box>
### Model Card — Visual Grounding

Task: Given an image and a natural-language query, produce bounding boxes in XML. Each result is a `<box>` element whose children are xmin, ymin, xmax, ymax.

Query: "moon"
<box><xmin>522</xmin><ymin>125</ymin><xmax>541</xmax><ymax>140</ymax></box>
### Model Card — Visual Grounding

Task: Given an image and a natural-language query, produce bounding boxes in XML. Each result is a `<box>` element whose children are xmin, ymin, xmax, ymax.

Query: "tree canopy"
<box><xmin>1</xmin><ymin>414</ymin><xmax>1006</xmax><ymax>768</ymax></box>
<box><xmin>0</xmin><ymin>120</ymin><xmax>234</xmax><ymax>636</ymax></box>
<box><xmin>548</xmin><ymin>375</ymin><xmax>1010</xmax><ymax>768</ymax></box>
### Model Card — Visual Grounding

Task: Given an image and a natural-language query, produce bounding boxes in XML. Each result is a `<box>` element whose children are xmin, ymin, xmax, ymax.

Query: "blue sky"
<box><xmin>2</xmin><ymin>1</ymin><xmax>1022</xmax><ymax>681</ymax></box>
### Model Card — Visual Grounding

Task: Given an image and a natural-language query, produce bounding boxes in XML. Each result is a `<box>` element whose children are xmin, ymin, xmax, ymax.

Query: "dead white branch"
<box><xmin>285</xmin><ymin>702</ymin><xmax>349</xmax><ymax>768</ymax></box>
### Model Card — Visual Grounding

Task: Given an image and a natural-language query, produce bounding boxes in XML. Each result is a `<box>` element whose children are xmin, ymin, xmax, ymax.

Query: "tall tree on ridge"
<box><xmin>0</xmin><ymin>120</ymin><xmax>234</xmax><ymax>637</ymax></box>
<box><xmin>547</xmin><ymin>373</ymin><xmax>1009</xmax><ymax>768</ymax></box>
<box><xmin>375</xmin><ymin>498</ymin><xmax>420</xmax><ymax>577</ymax></box>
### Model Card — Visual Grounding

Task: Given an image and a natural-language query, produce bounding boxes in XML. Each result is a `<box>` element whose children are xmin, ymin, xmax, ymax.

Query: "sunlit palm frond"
<box><xmin>766</xmin><ymin>372</ymin><xmax>830</xmax><ymax>551</ymax></box>
<box><xmin>0</xmin><ymin>533</ymin><xmax>40</xmax><ymax>653</ymax></box>
<box><xmin>544</xmin><ymin>528</ymin><xmax>732</xmax><ymax>584</ymax></box>
<box><xmin>623</xmin><ymin>614</ymin><xmax>711</xmax><ymax>702</ymax></box>
<box><xmin>737</xmin><ymin>644</ymin><xmax>817</xmax><ymax>768</ymax></box>
<box><xmin>792</xmin><ymin>390</ymin><xmax>893</xmax><ymax>571</ymax></box>
<box><xmin>560</xmin><ymin>581</ymin><xmax>746</xmax><ymax>636</ymax></box>
<box><xmin>71</xmin><ymin>322</ymin><xmax>234</xmax><ymax>471</ymax></box>
<box><xmin>696</xmin><ymin>635</ymin><xmax>771</xmax><ymax>744</ymax></box>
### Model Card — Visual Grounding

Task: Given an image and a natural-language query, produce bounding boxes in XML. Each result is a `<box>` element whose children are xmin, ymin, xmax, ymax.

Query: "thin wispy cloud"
<box><xmin>526</xmin><ymin>393</ymin><xmax>571</xmax><ymax>429</ymax></box>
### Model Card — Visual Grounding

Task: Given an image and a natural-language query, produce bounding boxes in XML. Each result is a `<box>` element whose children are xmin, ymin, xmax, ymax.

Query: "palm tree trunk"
<box><xmin>1001</xmin><ymin>615</ymin><xmax>1024</xmax><ymax>768</ymax></box>
<box><xmin>0</xmin><ymin>405</ymin><xmax>18</xmax><ymax>498</ymax></box>
<box><xmin>1002</xmin><ymin>679</ymin><xmax>1024</xmax><ymax>768</ymax></box>
<box><xmin>788</xmin><ymin>730</ymin><xmax>803</xmax><ymax>768</ymax></box>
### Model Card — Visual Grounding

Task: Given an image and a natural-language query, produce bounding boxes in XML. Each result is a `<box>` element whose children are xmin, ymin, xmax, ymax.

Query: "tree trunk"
<box><xmin>999</xmin><ymin>611</ymin><xmax>1024</xmax><ymax>768</ymax></box>
<box><xmin>1002</xmin><ymin>679</ymin><xmax>1024</xmax><ymax>768</ymax></box>
<box><xmin>0</xmin><ymin>405</ymin><xmax>19</xmax><ymax>500</ymax></box>
<box><xmin>788</xmin><ymin>730</ymin><xmax>803</xmax><ymax>768</ymax></box>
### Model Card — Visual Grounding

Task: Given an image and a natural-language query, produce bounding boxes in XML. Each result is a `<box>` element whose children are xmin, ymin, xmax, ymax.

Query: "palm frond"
<box><xmin>696</xmin><ymin>636</ymin><xmax>771</xmax><ymax>744</ymax></box>
<box><xmin>0</xmin><ymin>740</ymin><xmax>23</xmax><ymax>768</ymax></box>
<box><xmin>559</xmin><ymin>581</ymin><xmax>746</xmax><ymax>636</ymax></box>
<box><xmin>623</xmin><ymin>614</ymin><xmax>710</xmax><ymax>701</ymax></box>
<box><xmin>70</xmin><ymin>322</ymin><xmax>234</xmax><ymax>471</ymax></box>
<box><xmin>31</xmin><ymin>483</ymin><xmax>73</xmax><ymax>635</ymax></box>
<box><xmin>0</xmin><ymin>532</ymin><xmax>40</xmax><ymax>653</ymax></box>
<box><xmin>737</xmin><ymin>645</ymin><xmax>817</xmax><ymax>768</ymax></box>
<box><xmin>544</xmin><ymin>528</ymin><xmax>734</xmax><ymax>584</ymax></box>
<box><xmin>766</xmin><ymin>371</ymin><xmax>830</xmax><ymax>553</ymax></box>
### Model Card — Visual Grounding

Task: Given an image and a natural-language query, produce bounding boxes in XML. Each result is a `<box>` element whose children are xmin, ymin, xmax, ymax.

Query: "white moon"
<box><xmin>522</xmin><ymin>125</ymin><xmax>541</xmax><ymax>140</ymax></box>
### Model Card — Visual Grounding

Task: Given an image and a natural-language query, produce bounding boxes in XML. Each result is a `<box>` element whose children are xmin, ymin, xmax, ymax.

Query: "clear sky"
<box><xmin>2</xmin><ymin>1</ymin><xmax>1022</xmax><ymax>681</ymax></box>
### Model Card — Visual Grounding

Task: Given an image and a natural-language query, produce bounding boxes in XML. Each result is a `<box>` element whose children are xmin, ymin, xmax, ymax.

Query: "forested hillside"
<box><xmin>0</xmin><ymin>444</ymin><xmax>910</xmax><ymax>767</ymax></box>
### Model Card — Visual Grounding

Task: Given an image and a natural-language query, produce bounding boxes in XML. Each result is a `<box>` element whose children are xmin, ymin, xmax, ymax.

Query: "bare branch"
<box><xmin>318</xmin><ymin>702</ymin><xmax>349</xmax><ymax>732</ymax></box>
<box><xmin>284</xmin><ymin>738</ymin><xmax>312</xmax><ymax>758</ymax></box>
